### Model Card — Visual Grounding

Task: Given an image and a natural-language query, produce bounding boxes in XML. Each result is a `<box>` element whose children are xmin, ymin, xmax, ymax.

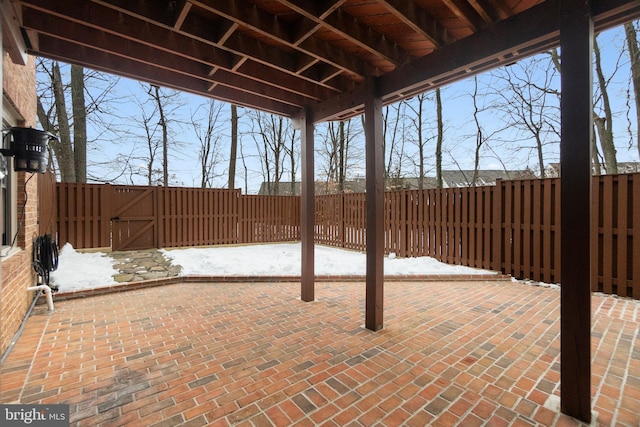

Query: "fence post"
<box><xmin>633</xmin><ymin>174</ymin><xmax>640</xmax><ymax>299</ymax></box>
<box><xmin>155</xmin><ymin>186</ymin><xmax>162</xmax><ymax>249</ymax></box>
<box><xmin>103</xmin><ymin>184</ymin><xmax>112</xmax><ymax>250</ymax></box>
<box><xmin>492</xmin><ymin>179</ymin><xmax>503</xmax><ymax>272</ymax></box>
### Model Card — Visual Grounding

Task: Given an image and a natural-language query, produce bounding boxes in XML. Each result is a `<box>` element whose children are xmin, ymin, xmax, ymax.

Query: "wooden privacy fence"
<box><xmin>50</xmin><ymin>174</ymin><xmax>639</xmax><ymax>299</ymax></box>
<box><xmin>54</xmin><ymin>184</ymin><xmax>299</xmax><ymax>251</ymax></box>
<box><xmin>314</xmin><ymin>174</ymin><xmax>639</xmax><ymax>299</ymax></box>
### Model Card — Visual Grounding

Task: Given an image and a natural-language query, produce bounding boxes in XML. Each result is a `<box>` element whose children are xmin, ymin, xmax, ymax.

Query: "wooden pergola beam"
<box><xmin>559</xmin><ymin>0</ymin><xmax>593</xmax><ymax>422</ymax></box>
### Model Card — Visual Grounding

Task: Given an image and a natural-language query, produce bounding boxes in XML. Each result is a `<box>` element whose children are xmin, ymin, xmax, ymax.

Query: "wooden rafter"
<box><xmin>378</xmin><ymin>0</ymin><xmax>450</xmax><ymax>48</ymax></box>
<box><xmin>14</xmin><ymin>0</ymin><xmax>640</xmax><ymax>119</ymax></box>
<box><xmin>440</xmin><ymin>0</ymin><xmax>487</xmax><ymax>31</ymax></box>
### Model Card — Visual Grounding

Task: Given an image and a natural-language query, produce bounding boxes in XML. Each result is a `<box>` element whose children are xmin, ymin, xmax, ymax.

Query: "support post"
<box><xmin>560</xmin><ymin>0</ymin><xmax>592</xmax><ymax>422</ymax></box>
<box><xmin>300</xmin><ymin>108</ymin><xmax>315</xmax><ymax>302</ymax></box>
<box><xmin>364</xmin><ymin>78</ymin><xmax>384</xmax><ymax>331</ymax></box>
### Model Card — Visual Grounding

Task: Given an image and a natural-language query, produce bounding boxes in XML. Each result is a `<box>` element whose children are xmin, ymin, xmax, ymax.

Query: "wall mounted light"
<box><xmin>0</xmin><ymin>127</ymin><xmax>57</xmax><ymax>174</ymax></box>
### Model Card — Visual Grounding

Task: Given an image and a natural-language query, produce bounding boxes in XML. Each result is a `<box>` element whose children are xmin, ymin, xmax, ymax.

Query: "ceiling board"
<box><xmin>10</xmin><ymin>0</ymin><xmax>640</xmax><ymax>121</ymax></box>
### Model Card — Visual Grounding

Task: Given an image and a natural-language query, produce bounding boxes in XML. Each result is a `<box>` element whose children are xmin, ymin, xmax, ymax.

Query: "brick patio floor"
<box><xmin>1</xmin><ymin>280</ymin><xmax>639</xmax><ymax>426</ymax></box>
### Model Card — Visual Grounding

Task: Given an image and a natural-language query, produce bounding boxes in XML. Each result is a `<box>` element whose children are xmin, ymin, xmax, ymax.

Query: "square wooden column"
<box><xmin>364</xmin><ymin>78</ymin><xmax>384</xmax><ymax>331</ymax></box>
<box><xmin>300</xmin><ymin>109</ymin><xmax>315</xmax><ymax>302</ymax></box>
<box><xmin>560</xmin><ymin>0</ymin><xmax>593</xmax><ymax>422</ymax></box>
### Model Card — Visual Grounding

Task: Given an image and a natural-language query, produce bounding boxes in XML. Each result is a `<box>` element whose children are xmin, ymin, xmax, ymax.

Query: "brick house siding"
<box><xmin>1</xmin><ymin>51</ymin><xmax>39</xmax><ymax>357</ymax></box>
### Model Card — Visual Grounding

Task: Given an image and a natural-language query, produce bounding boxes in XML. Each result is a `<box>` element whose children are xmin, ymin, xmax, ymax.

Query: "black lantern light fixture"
<box><xmin>0</xmin><ymin>127</ymin><xmax>57</xmax><ymax>174</ymax></box>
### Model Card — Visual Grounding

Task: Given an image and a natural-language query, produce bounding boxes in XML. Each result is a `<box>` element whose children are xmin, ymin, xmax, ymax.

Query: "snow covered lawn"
<box><xmin>50</xmin><ymin>242</ymin><xmax>496</xmax><ymax>292</ymax></box>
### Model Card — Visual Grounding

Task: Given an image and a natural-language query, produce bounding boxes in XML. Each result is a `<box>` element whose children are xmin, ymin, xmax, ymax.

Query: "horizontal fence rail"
<box><xmin>51</xmin><ymin>174</ymin><xmax>639</xmax><ymax>299</ymax></box>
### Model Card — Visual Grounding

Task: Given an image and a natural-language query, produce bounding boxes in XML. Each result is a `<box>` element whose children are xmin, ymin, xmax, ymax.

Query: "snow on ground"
<box><xmin>50</xmin><ymin>242</ymin><xmax>496</xmax><ymax>292</ymax></box>
<box><xmin>50</xmin><ymin>243</ymin><xmax>119</xmax><ymax>291</ymax></box>
<box><xmin>161</xmin><ymin>243</ymin><xmax>493</xmax><ymax>277</ymax></box>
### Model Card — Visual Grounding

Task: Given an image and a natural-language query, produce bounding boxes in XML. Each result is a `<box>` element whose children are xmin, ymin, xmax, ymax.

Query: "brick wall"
<box><xmin>1</xmin><ymin>52</ymin><xmax>39</xmax><ymax>357</ymax></box>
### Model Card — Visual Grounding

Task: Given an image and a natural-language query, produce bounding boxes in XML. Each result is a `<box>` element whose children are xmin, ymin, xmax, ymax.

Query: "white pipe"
<box><xmin>27</xmin><ymin>285</ymin><xmax>54</xmax><ymax>311</ymax></box>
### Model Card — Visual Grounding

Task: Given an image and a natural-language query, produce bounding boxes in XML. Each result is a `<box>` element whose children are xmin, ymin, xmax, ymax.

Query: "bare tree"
<box><xmin>191</xmin><ymin>99</ymin><xmax>225</xmax><ymax>188</ymax></box>
<box><xmin>471</xmin><ymin>76</ymin><xmax>485</xmax><ymax>185</ymax></box>
<box><xmin>405</xmin><ymin>94</ymin><xmax>428</xmax><ymax>189</ymax></box>
<box><xmin>124</xmin><ymin>83</ymin><xmax>184</xmax><ymax>186</ymax></box>
<box><xmin>317</xmin><ymin>118</ymin><xmax>363</xmax><ymax>192</ymax></box>
<box><xmin>148</xmin><ymin>85</ymin><xmax>171</xmax><ymax>186</ymax></box>
<box><xmin>285</xmin><ymin>123</ymin><xmax>298</xmax><ymax>195</ymax></box>
<box><xmin>491</xmin><ymin>56</ymin><xmax>561</xmax><ymax>178</ymax></box>
<box><xmin>36</xmin><ymin>59</ymin><xmax>118</xmax><ymax>183</ymax></box>
<box><xmin>71</xmin><ymin>66</ymin><xmax>87</xmax><ymax>182</ymax></box>
<box><xmin>37</xmin><ymin>61</ymin><xmax>75</xmax><ymax>182</ymax></box>
<box><xmin>549</xmin><ymin>46</ymin><xmax>608</xmax><ymax>175</ymax></box>
<box><xmin>228</xmin><ymin>105</ymin><xmax>239</xmax><ymax>189</ymax></box>
<box><xmin>625</xmin><ymin>20</ymin><xmax>640</xmax><ymax>157</ymax></box>
<box><xmin>249</xmin><ymin>111</ymin><xmax>297</xmax><ymax>194</ymax></box>
<box><xmin>383</xmin><ymin>101</ymin><xmax>408</xmax><ymax>180</ymax></box>
<box><xmin>593</xmin><ymin>34</ymin><xmax>620</xmax><ymax>174</ymax></box>
<box><xmin>465</xmin><ymin>75</ymin><xmax>505</xmax><ymax>186</ymax></box>
<box><xmin>405</xmin><ymin>93</ymin><xmax>444</xmax><ymax>189</ymax></box>
<box><xmin>435</xmin><ymin>88</ymin><xmax>444</xmax><ymax>188</ymax></box>
<box><xmin>141</xmin><ymin>103</ymin><xmax>161</xmax><ymax>186</ymax></box>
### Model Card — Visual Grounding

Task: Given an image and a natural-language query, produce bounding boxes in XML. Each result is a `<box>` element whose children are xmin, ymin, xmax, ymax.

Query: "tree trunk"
<box><xmin>591</xmin><ymin>126</ymin><xmax>602</xmax><ymax>175</ymax></box>
<box><xmin>51</xmin><ymin>62</ymin><xmax>76</xmax><ymax>182</ymax></box>
<box><xmin>536</xmin><ymin>131</ymin><xmax>546</xmax><ymax>179</ymax></box>
<box><xmin>417</xmin><ymin>94</ymin><xmax>424</xmax><ymax>190</ymax></box>
<box><xmin>151</xmin><ymin>85</ymin><xmax>169</xmax><ymax>186</ymax></box>
<box><xmin>290</xmin><ymin>126</ymin><xmax>296</xmax><ymax>195</ymax></box>
<box><xmin>593</xmin><ymin>36</ymin><xmax>617</xmax><ymax>174</ymax></box>
<box><xmin>472</xmin><ymin>76</ymin><xmax>483</xmax><ymax>187</ymax></box>
<box><xmin>228</xmin><ymin>104</ymin><xmax>238</xmax><ymax>189</ymax></box>
<box><xmin>71</xmin><ymin>65</ymin><xmax>87</xmax><ymax>183</ymax></box>
<box><xmin>338</xmin><ymin>121</ymin><xmax>345</xmax><ymax>193</ymax></box>
<box><xmin>625</xmin><ymin>22</ymin><xmax>640</xmax><ymax>157</ymax></box>
<box><xmin>142</xmin><ymin>114</ymin><xmax>155</xmax><ymax>186</ymax></box>
<box><xmin>550</xmin><ymin>48</ymin><xmax>561</xmax><ymax>73</ymax></box>
<box><xmin>594</xmin><ymin>116</ymin><xmax>617</xmax><ymax>173</ymax></box>
<box><xmin>436</xmin><ymin>88</ymin><xmax>443</xmax><ymax>189</ymax></box>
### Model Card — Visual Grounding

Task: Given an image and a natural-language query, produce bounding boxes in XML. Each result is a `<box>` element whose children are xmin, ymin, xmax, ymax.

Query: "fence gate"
<box><xmin>111</xmin><ymin>186</ymin><xmax>157</xmax><ymax>251</ymax></box>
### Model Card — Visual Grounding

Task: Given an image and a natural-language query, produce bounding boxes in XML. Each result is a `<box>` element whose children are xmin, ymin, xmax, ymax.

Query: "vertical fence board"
<box><xmin>438</xmin><ymin>189</ymin><xmax>442</xmax><ymax>259</ymax></box>
<box><xmin>541</xmin><ymin>180</ymin><xmax>552</xmax><ymax>283</ymax></box>
<box><xmin>492</xmin><ymin>181</ymin><xmax>502</xmax><ymax>272</ymax></box>
<box><xmin>592</xmin><ymin>176</ymin><xmax>602</xmax><ymax>293</ymax></box>
<box><xmin>531</xmin><ymin>180</ymin><xmax>541</xmax><ymax>279</ymax></box>
<box><xmin>514</xmin><ymin>182</ymin><xmax>523</xmax><ymax>278</ymax></box>
<box><xmin>463</xmin><ymin>188</ymin><xmax>469</xmax><ymax>265</ymax></box>
<box><xmin>602</xmin><ymin>176</ymin><xmax>614</xmax><ymax>295</ymax></box>
<box><xmin>483</xmin><ymin>186</ymin><xmax>491</xmax><ymax>270</ymax></box>
<box><xmin>617</xmin><ymin>176</ymin><xmax>628</xmax><ymax>297</ymax></box>
<box><xmin>522</xmin><ymin>181</ymin><xmax>532</xmax><ymax>279</ymax></box>
<box><xmin>470</xmin><ymin>187</ymin><xmax>477</xmax><ymax>267</ymax></box>
<box><xmin>503</xmin><ymin>182</ymin><xmax>513</xmax><ymax>276</ymax></box>
<box><xmin>554</xmin><ymin>178</ymin><xmax>561</xmax><ymax>284</ymax></box>
<box><xmin>632</xmin><ymin>175</ymin><xmax>640</xmax><ymax>299</ymax></box>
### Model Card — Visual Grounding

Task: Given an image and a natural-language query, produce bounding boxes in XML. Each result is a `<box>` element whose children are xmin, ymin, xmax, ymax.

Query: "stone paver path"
<box><xmin>110</xmin><ymin>249</ymin><xmax>182</xmax><ymax>283</ymax></box>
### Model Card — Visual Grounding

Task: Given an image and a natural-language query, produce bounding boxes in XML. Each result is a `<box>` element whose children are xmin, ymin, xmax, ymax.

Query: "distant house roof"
<box><xmin>258</xmin><ymin>180</ymin><xmax>367</xmax><ymax>195</ymax></box>
<box><xmin>440</xmin><ymin>170</ymin><xmax>536</xmax><ymax>187</ymax></box>
<box><xmin>259</xmin><ymin>170</ymin><xmax>534</xmax><ymax>195</ymax></box>
<box><xmin>257</xmin><ymin>182</ymin><xmax>301</xmax><ymax>196</ymax></box>
<box><xmin>545</xmin><ymin>162</ymin><xmax>640</xmax><ymax>177</ymax></box>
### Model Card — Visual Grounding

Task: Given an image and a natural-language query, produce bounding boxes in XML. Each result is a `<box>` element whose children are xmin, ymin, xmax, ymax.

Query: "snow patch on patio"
<box><xmin>161</xmin><ymin>243</ymin><xmax>494</xmax><ymax>277</ymax></box>
<box><xmin>50</xmin><ymin>242</ymin><xmax>496</xmax><ymax>292</ymax></box>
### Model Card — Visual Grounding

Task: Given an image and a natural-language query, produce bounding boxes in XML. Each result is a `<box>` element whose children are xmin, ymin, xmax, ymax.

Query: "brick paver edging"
<box><xmin>48</xmin><ymin>273</ymin><xmax>510</xmax><ymax>302</ymax></box>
